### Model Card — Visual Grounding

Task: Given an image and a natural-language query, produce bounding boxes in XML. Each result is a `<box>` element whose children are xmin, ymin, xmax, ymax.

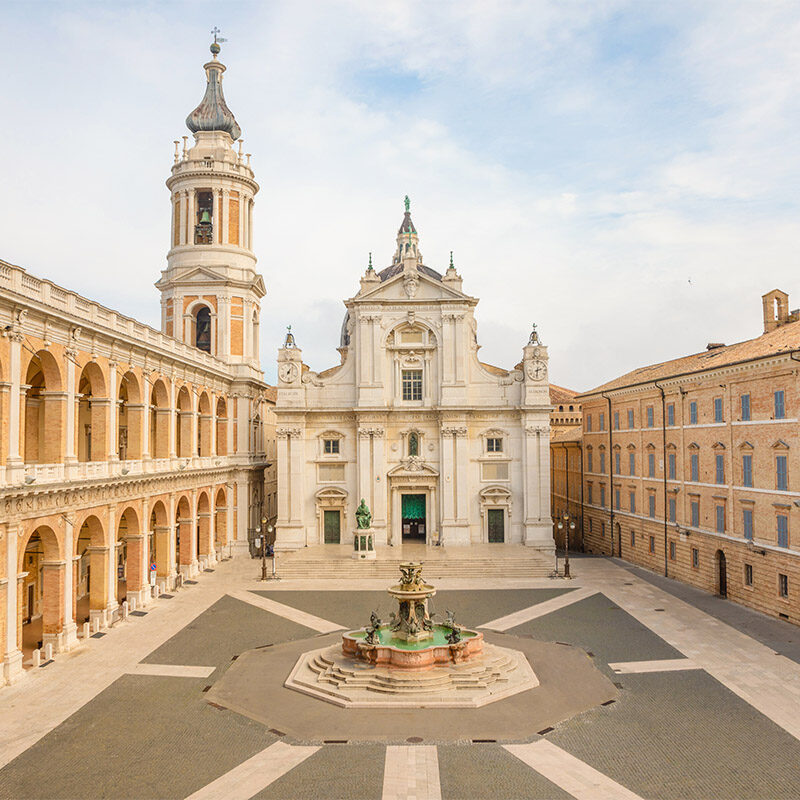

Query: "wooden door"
<box><xmin>324</xmin><ymin>510</ymin><xmax>341</xmax><ymax>544</ymax></box>
<box><xmin>488</xmin><ymin>509</ymin><xmax>505</xmax><ymax>543</ymax></box>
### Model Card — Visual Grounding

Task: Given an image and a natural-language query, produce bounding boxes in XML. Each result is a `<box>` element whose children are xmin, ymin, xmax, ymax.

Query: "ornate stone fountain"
<box><xmin>285</xmin><ymin>562</ymin><xmax>537</xmax><ymax>707</ymax></box>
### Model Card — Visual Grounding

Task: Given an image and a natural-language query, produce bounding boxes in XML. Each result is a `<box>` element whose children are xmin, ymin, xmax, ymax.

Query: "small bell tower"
<box><xmin>156</xmin><ymin>35</ymin><xmax>265</xmax><ymax>375</ymax></box>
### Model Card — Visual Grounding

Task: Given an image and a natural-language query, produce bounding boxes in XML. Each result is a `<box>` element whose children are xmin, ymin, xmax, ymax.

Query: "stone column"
<box><xmin>106</xmin><ymin>506</ymin><xmax>119</xmax><ymax>619</ymax></box>
<box><xmin>107</xmin><ymin>361</ymin><xmax>118</xmax><ymax>461</ymax></box>
<box><xmin>61</xmin><ymin>516</ymin><xmax>78</xmax><ymax>650</ymax></box>
<box><xmin>3</xmin><ymin>524</ymin><xmax>23</xmax><ymax>683</ymax></box>
<box><xmin>190</xmin><ymin>389</ymin><xmax>200</xmax><ymax>464</ymax></box>
<box><xmin>40</xmin><ymin>560</ymin><xmax>65</xmax><ymax>652</ymax></box>
<box><xmin>168</xmin><ymin>382</ymin><xmax>177</xmax><ymax>460</ymax></box>
<box><xmin>141</xmin><ymin>375</ymin><xmax>152</xmax><ymax>461</ymax></box>
<box><xmin>6</xmin><ymin>334</ymin><xmax>24</xmax><ymax>482</ymax></box>
<box><xmin>126</xmin><ymin>534</ymin><xmax>147</xmax><ymax>606</ymax></box>
<box><xmin>522</xmin><ymin>424</ymin><xmax>555</xmax><ymax>554</ymax></box>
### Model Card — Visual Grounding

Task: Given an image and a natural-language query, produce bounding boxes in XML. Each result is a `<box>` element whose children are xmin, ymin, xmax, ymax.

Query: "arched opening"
<box><xmin>198</xmin><ymin>392</ymin><xmax>212</xmax><ymax>457</ymax></box>
<box><xmin>73</xmin><ymin>514</ymin><xmax>107</xmax><ymax>628</ymax></box>
<box><xmin>215</xmin><ymin>397</ymin><xmax>228</xmax><ymax>456</ymax></box>
<box><xmin>118</xmin><ymin>372</ymin><xmax>142</xmax><ymax>461</ymax></box>
<box><xmin>149</xmin><ymin>500</ymin><xmax>171</xmax><ymax>585</ymax></box>
<box><xmin>23</xmin><ymin>351</ymin><xmax>64</xmax><ymax>464</ymax></box>
<box><xmin>197</xmin><ymin>491</ymin><xmax>211</xmax><ymax>561</ymax></box>
<box><xmin>175</xmin><ymin>386</ymin><xmax>193</xmax><ymax>458</ymax></box>
<box><xmin>20</xmin><ymin>526</ymin><xmax>61</xmax><ymax>665</ymax></box>
<box><xmin>215</xmin><ymin>488</ymin><xmax>228</xmax><ymax>550</ymax></box>
<box><xmin>77</xmin><ymin>362</ymin><xmax>108</xmax><ymax>463</ymax></box>
<box><xmin>176</xmin><ymin>495</ymin><xmax>193</xmax><ymax>574</ymax></box>
<box><xmin>408</xmin><ymin>432</ymin><xmax>419</xmax><ymax>457</ymax></box>
<box><xmin>149</xmin><ymin>379</ymin><xmax>170</xmax><ymax>459</ymax></box>
<box><xmin>116</xmin><ymin>508</ymin><xmax>141</xmax><ymax>604</ymax></box>
<box><xmin>716</xmin><ymin>549</ymin><xmax>727</xmax><ymax>598</ymax></box>
<box><xmin>195</xmin><ymin>306</ymin><xmax>212</xmax><ymax>353</ymax></box>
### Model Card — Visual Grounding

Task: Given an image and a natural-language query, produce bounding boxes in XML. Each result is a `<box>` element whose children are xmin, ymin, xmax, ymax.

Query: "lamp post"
<box><xmin>266</xmin><ymin>523</ymin><xmax>279</xmax><ymax>580</ymax></box>
<box><xmin>557</xmin><ymin>511</ymin><xmax>576</xmax><ymax>578</ymax></box>
<box><xmin>258</xmin><ymin>517</ymin><xmax>270</xmax><ymax>581</ymax></box>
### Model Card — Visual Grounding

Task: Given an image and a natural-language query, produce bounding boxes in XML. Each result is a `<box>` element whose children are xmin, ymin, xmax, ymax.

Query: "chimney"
<box><xmin>762</xmin><ymin>289</ymin><xmax>790</xmax><ymax>334</ymax></box>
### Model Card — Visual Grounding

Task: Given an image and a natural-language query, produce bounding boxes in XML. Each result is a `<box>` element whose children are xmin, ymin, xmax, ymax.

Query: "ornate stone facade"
<box><xmin>274</xmin><ymin>204</ymin><xmax>553</xmax><ymax>551</ymax></box>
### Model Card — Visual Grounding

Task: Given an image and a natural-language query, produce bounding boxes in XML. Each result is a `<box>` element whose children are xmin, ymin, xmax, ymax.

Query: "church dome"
<box><xmin>186</xmin><ymin>44</ymin><xmax>242</xmax><ymax>141</ymax></box>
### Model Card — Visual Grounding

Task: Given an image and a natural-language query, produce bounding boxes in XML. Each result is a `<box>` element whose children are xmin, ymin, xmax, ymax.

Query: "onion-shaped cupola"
<box><xmin>185</xmin><ymin>40</ymin><xmax>242</xmax><ymax>141</ymax></box>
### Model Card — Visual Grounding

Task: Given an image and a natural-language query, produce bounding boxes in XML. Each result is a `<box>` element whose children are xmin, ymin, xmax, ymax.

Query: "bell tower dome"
<box><xmin>156</xmin><ymin>38</ymin><xmax>264</xmax><ymax>375</ymax></box>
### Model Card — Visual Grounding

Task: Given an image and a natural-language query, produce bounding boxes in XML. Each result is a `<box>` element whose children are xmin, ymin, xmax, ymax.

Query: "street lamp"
<box><xmin>557</xmin><ymin>511</ymin><xmax>576</xmax><ymax>578</ymax></box>
<box><xmin>258</xmin><ymin>517</ymin><xmax>270</xmax><ymax>581</ymax></box>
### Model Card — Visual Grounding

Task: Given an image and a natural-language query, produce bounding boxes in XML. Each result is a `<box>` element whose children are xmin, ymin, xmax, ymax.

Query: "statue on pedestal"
<box><xmin>355</xmin><ymin>499</ymin><xmax>372</xmax><ymax>529</ymax></box>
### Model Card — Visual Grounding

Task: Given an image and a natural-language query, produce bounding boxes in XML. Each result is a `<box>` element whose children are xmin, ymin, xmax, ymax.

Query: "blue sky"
<box><xmin>2</xmin><ymin>0</ymin><xmax>799</xmax><ymax>388</ymax></box>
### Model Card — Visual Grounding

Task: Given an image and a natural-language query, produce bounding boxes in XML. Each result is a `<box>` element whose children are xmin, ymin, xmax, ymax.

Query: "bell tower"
<box><xmin>156</xmin><ymin>38</ymin><xmax>264</xmax><ymax>375</ymax></box>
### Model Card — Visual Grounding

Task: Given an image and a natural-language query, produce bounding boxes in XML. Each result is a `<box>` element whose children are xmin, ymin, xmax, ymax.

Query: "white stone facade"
<box><xmin>275</xmin><ymin>208</ymin><xmax>553</xmax><ymax>552</ymax></box>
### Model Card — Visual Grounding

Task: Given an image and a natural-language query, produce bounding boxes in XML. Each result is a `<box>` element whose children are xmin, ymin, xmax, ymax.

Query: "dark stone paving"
<box><xmin>439</xmin><ymin>744</ymin><xmax>572</xmax><ymax>799</ymax></box>
<box><xmin>253</xmin><ymin>588</ymin><xmax>576</xmax><ymax>631</ymax></box>
<box><xmin>0</xmin><ymin>674</ymin><xmax>274</xmax><ymax>800</ymax></box>
<box><xmin>614</xmin><ymin>557</ymin><xmax>800</xmax><ymax>664</ymax></box>
<box><xmin>253</xmin><ymin>744</ymin><xmax>385</xmax><ymax>800</ymax></box>
<box><xmin>508</xmin><ymin>591</ymin><xmax>683</xmax><ymax>671</ymax></box>
<box><xmin>142</xmin><ymin>594</ymin><xmax>312</xmax><ymax>675</ymax></box>
<box><xmin>549</xmin><ymin>670</ymin><xmax>800</xmax><ymax>800</ymax></box>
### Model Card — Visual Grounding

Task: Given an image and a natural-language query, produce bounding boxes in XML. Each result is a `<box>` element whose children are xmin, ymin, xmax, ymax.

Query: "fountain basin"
<box><xmin>343</xmin><ymin>624</ymin><xmax>483</xmax><ymax>669</ymax></box>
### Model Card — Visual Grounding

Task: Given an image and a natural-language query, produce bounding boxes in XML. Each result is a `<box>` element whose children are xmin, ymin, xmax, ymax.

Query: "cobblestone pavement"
<box><xmin>1</xmin><ymin>553</ymin><xmax>800</xmax><ymax>799</ymax></box>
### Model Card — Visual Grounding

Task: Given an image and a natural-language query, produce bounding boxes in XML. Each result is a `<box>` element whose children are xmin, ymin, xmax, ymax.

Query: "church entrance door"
<box><xmin>323</xmin><ymin>510</ymin><xmax>341</xmax><ymax>544</ymax></box>
<box><xmin>401</xmin><ymin>494</ymin><xmax>426</xmax><ymax>540</ymax></box>
<box><xmin>488</xmin><ymin>509</ymin><xmax>505</xmax><ymax>543</ymax></box>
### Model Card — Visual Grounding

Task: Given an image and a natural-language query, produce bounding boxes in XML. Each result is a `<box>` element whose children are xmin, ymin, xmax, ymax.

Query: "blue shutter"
<box><xmin>648</xmin><ymin>453</ymin><xmax>655</xmax><ymax>477</ymax></box>
<box><xmin>715</xmin><ymin>454</ymin><xmax>725</xmax><ymax>484</ymax></box>
<box><xmin>778</xmin><ymin>515</ymin><xmax>789</xmax><ymax>548</ymax></box>
<box><xmin>743</xmin><ymin>508</ymin><xmax>753</xmax><ymax>540</ymax></box>
<box><xmin>648</xmin><ymin>495</ymin><xmax>655</xmax><ymax>518</ymax></box>
<box><xmin>716</xmin><ymin>505</ymin><xmax>725</xmax><ymax>533</ymax></box>
<box><xmin>630</xmin><ymin>492</ymin><xmax>636</xmax><ymax>513</ymax></box>
<box><xmin>629</xmin><ymin>452</ymin><xmax>635</xmax><ymax>475</ymax></box>
<box><xmin>628</xmin><ymin>409</ymin><xmax>634</xmax><ymax>428</ymax></box>
<box><xmin>741</xmin><ymin>394</ymin><xmax>750</xmax><ymax>421</ymax></box>
<box><xmin>691</xmin><ymin>501</ymin><xmax>700</xmax><ymax>527</ymax></box>
<box><xmin>669</xmin><ymin>498</ymin><xmax>676</xmax><ymax>522</ymax></box>
<box><xmin>775</xmin><ymin>390</ymin><xmax>785</xmax><ymax>419</ymax></box>
<box><xmin>742</xmin><ymin>455</ymin><xmax>752</xmax><ymax>487</ymax></box>
<box><xmin>667</xmin><ymin>404</ymin><xmax>675</xmax><ymax>426</ymax></box>
<box><xmin>691</xmin><ymin>454</ymin><xmax>699</xmax><ymax>482</ymax></box>
<box><xmin>714</xmin><ymin>398</ymin><xmax>723</xmax><ymax>423</ymax></box>
<box><xmin>777</xmin><ymin>455</ymin><xmax>788</xmax><ymax>491</ymax></box>
<box><xmin>690</xmin><ymin>402</ymin><xmax>697</xmax><ymax>425</ymax></box>
<box><xmin>668</xmin><ymin>453</ymin><xmax>676</xmax><ymax>480</ymax></box>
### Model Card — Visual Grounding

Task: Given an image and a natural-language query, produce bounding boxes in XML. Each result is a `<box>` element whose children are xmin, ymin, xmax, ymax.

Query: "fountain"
<box><xmin>285</xmin><ymin>562</ymin><xmax>538</xmax><ymax>708</ymax></box>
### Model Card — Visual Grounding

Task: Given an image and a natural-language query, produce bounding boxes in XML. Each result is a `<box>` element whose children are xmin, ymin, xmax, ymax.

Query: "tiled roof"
<box><xmin>377</xmin><ymin>263</ymin><xmax>443</xmax><ymax>282</ymax></box>
<box><xmin>480</xmin><ymin>361</ymin><xmax>510</xmax><ymax>377</ymax></box>
<box><xmin>551</xmin><ymin>427</ymin><xmax>582</xmax><ymax>443</ymax></box>
<box><xmin>549</xmin><ymin>383</ymin><xmax>579</xmax><ymax>405</ymax></box>
<box><xmin>580</xmin><ymin>320</ymin><xmax>800</xmax><ymax>397</ymax></box>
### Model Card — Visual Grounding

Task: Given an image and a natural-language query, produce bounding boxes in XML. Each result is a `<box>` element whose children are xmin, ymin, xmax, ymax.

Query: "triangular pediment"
<box><xmin>177</xmin><ymin>266</ymin><xmax>229</xmax><ymax>283</ymax></box>
<box><xmin>387</xmin><ymin>458</ymin><xmax>440</xmax><ymax>477</ymax></box>
<box><xmin>357</xmin><ymin>269</ymin><xmax>475</xmax><ymax>304</ymax></box>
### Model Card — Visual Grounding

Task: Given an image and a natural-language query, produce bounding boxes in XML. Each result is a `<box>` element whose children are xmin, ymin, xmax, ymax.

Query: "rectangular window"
<box><xmin>599</xmin><ymin>412</ymin><xmax>605</xmax><ymax>431</ymax></box>
<box><xmin>629</xmin><ymin>491</ymin><xmax>636</xmax><ymax>513</ymax></box>
<box><xmin>714</xmin><ymin>397</ymin><xmax>723</xmax><ymax>423</ymax></box>
<box><xmin>668</xmin><ymin>497</ymin><xmax>676</xmax><ymax>523</ymax></box>
<box><xmin>690</xmin><ymin>453</ymin><xmax>699</xmax><ymax>482</ymax></box>
<box><xmin>779</xmin><ymin>573</ymin><xmax>789</xmax><ymax>598</ymax></box>
<box><xmin>614</xmin><ymin>411</ymin><xmax>619</xmax><ymax>430</ymax></box>
<box><xmin>741</xmin><ymin>394</ymin><xmax>751</xmax><ymax>421</ymax></box>
<box><xmin>628</xmin><ymin>409</ymin><xmax>634</xmax><ymax>429</ymax></box>
<box><xmin>614</xmin><ymin>452</ymin><xmax>621</xmax><ymax>474</ymax></box>
<box><xmin>649</xmin><ymin>536</ymin><xmax>655</xmax><ymax>553</ymax></box>
<box><xmin>715</xmin><ymin>453</ymin><xmax>725</xmax><ymax>484</ymax></box>
<box><xmin>587</xmin><ymin>484</ymin><xmax>593</xmax><ymax>504</ymax></box>
<box><xmin>587</xmin><ymin>450</ymin><xmax>593</xmax><ymax>472</ymax></box>
<box><xmin>691</xmin><ymin>500</ymin><xmax>700</xmax><ymax>527</ymax></box>
<box><xmin>401</xmin><ymin>369</ymin><xmax>423</xmax><ymax>401</ymax></box>
<box><xmin>668</xmin><ymin>452</ymin><xmax>676</xmax><ymax>480</ymax></box>
<box><xmin>716</xmin><ymin>504</ymin><xmax>725</xmax><ymax>533</ymax></box>
<box><xmin>667</xmin><ymin>403</ymin><xmax>675</xmax><ymax>426</ymax></box>
<box><xmin>647</xmin><ymin>406</ymin><xmax>654</xmax><ymax>428</ymax></box>
<box><xmin>648</xmin><ymin>494</ymin><xmax>656</xmax><ymax>518</ymax></box>
<box><xmin>600</xmin><ymin>451</ymin><xmax>606</xmax><ymax>473</ymax></box>
<box><xmin>481</xmin><ymin>462</ymin><xmax>509</xmax><ymax>481</ymax></box>
<box><xmin>614</xmin><ymin>488</ymin><xmax>621</xmax><ymax>510</ymax></box>
<box><xmin>486</xmin><ymin>437</ymin><xmax>503</xmax><ymax>453</ymax></box>
<box><xmin>600</xmin><ymin>485</ymin><xmax>606</xmax><ymax>507</ymax></box>
<box><xmin>629</xmin><ymin>452</ymin><xmax>636</xmax><ymax>475</ymax></box>
<box><xmin>589</xmin><ymin>518</ymin><xmax>593</xmax><ymax>533</ymax></box>
<box><xmin>692</xmin><ymin>547</ymin><xmax>699</xmax><ymax>568</ymax></box>
<box><xmin>742</xmin><ymin>454</ymin><xmax>753</xmax><ymax>487</ymax></box>
<box><xmin>689</xmin><ymin>401</ymin><xmax>698</xmax><ymax>425</ymax></box>
<box><xmin>323</xmin><ymin>438</ymin><xmax>340</xmax><ymax>454</ymax></box>
<box><xmin>587</xmin><ymin>415</ymin><xmax>592</xmax><ymax>432</ymax></box>
<box><xmin>775</xmin><ymin>390</ymin><xmax>786</xmax><ymax>419</ymax></box>
<box><xmin>648</xmin><ymin>452</ymin><xmax>656</xmax><ymax>478</ymax></box>
<box><xmin>777</xmin><ymin>514</ymin><xmax>789</xmax><ymax>548</ymax></box>
<box><xmin>631</xmin><ymin>530</ymin><xmax>636</xmax><ymax>547</ymax></box>
<box><xmin>318</xmin><ymin>463</ymin><xmax>345</xmax><ymax>482</ymax></box>
<box><xmin>777</xmin><ymin>454</ymin><xmax>788</xmax><ymax>491</ymax></box>
<box><xmin>744</xmin><ymin>563</ymin><xmax>753</xmax><ymax>586</ymax></box>
<box><xmin>669</xmin><ymin>540</ymin><xmax>676</xmax><ymax>560</ymax></box>
<box><xmin>743</xmin><ymin>508</ymin><xmax>754</xmax><ymax>540</ymax></box>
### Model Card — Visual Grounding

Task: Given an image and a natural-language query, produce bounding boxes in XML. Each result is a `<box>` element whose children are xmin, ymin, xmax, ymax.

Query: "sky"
<box><xmin>2</xmin><ymin>0</ymin><xmax>800</xmax><ymax>389</ymax></box>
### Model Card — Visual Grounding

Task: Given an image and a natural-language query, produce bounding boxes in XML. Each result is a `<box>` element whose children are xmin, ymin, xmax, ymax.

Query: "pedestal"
<box><xmin>353</xmin><ymin>528</ymin><xmax>376</xmax><ymax>560</ymax></box>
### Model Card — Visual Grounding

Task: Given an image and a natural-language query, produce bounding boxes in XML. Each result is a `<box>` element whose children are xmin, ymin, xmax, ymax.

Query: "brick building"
<box><xmin>571</xmin><ymin>289</ymin><xmax>800</xmax><ymax>624</ymax></box>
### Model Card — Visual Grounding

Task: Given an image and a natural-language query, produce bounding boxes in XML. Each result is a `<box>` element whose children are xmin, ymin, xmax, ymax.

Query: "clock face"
<box><xmin>279</xmin><ymin>363</ymin><xmax>298</xmax><ymax>383</ymax></box>
<box><xmin>526</xmin><ymin>360</ymin><xmax>547</xmax><ymax>381</ymax></box>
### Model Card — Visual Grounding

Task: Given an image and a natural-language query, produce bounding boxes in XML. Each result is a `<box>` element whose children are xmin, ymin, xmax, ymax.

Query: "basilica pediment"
<box><xmin>357</xmin><ymin>269</ymin><xmax>475</xmax><ymax>304</ymax></box>
<box><xmin>386</xmin><ymin>457</ymin><xmax>440</xmax><ymax>477</ymax></box>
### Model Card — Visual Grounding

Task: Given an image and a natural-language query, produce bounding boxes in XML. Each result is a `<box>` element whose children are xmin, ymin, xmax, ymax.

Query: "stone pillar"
<box><xmin>522</xmin><ymin>424</ymin><xmax>555</xmax><ymax>554</ymax></box>
<box><xmin>226</xmin><ymin>485</ymin><xmax>235</xmax><ymax>552</ymax></box>
<box><xmin>106</xmin><ymin>506</ymin><xmax>119</xmax><ymax>618</ymax></box>
<box><xmin>190</xmin><ymin>389</ymin><xmax>200</xmax><ymax>463</ymax></box>
<box><xmin>3</xmin><ymin>524</ymin><xmax>23</xmax><ymax>683</ymax></box>
<box><xmin>168</xmin><ymin>382</ymin><xmax>177</xmax><ymax>459</ymax></box>
<box><xmin>208</xmin><ymin>505</ymin><xmax>217</xmax><ymax>564</ymax></box>
<box><xmin>6</xmin><ymin>334</ymin><xmax>24</xmax><ymax>482</ymax></box>
<box><xmin>40</xmin><ymin>560</ymin><xmax>66</xmax><ymax>652</ymax></box>
<box><xmin>440</xmin><ymin>425</ymin><xmax>470</xmax><ymax>545</ymax></box>
<box><xmin>61</xmin><ymin>516</ymin><xmax>78</xmax><ymax>651</ymax></box>
<box><xmin>107</xmin><ymin>361</ymin><xmax>118</xmax><ymax>461</ymax></box>
<box><xmin>372</xmin><ymin>431</ymin><xmax>387</xmax><ymax>543</ymax></box>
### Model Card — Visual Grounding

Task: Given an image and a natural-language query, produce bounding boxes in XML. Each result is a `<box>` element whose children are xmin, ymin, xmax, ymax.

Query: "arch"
<box><xmin>175</xmin><ymin>385</ymin><xmax>193</xmax><ymax>458</ymax></box>
<box><xmin>19</xmin><ymin>525</ymin><xmax>63</xmax><ymax>663</ymax></box>
<box><xmin>116</xmin><ymin>506</ymin><xmax>142</xmax><ymax>603</ymax></box>
<box><xmin>175</xmin><ymin>494</ymin><xmax>194</xmax><ymax>573</ymax></box>
<box><xmin>149</xmin><ymin>378</ymin><xmax>170</xmax><ymax>459</ymax></box>
<box><xmin>23</xmin><ymin>350</ymin><xmax>65</xmax><ymax>464</ymax></box>
<box><xmin>198</xmin><ymin>391</ymin><xmax>212</xmax><ymax>457</ymax></box>
<box><xmin>77</xmin><ymin>362</ymin><xmax>108</xmax><ymax>463</ymax></box>
<box><xmin>384</xmin><ymin>320</ymin><xmax>437</xmax><ymax>348</ymax></box>
<box><xmin>73</xmin><ymin>514</ymin><xmax>107</xmax><ymax>627</ymax></box>
<box><xmin>118</xmin><ymin>371</ymin><xmax>142</xmax><ymax>461</ymax></box>
<box><xmin>214</xmin><ymin>487</ymin><xmax>228</xmax><ymax>549</ymax></box>
<box><xmin>194</xmin><ymin>305</ymin><xmax>212</xmax><ymax>353</ymax></box>
<box><xmin>215</xmin><ymin>397</ymin><xmax>228</xmax><ymax>456</ymax></box>
<box><xmin>149</xmin><ymin>499</ymin><xmax>171</xmax><ymax>582</ymax></box>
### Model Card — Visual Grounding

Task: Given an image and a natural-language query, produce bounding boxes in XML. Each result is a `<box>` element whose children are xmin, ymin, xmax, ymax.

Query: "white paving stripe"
<box><xmin>504</xmin><ymin>740</ymin><xmax>645</xmax><ymax>800</ymax></box>
<box><xmin>128</xmin><ymin>663</ymin><xmax>216</xmax><ymax>678</ymax></box>
<box><xmin>185</xmin><ymin>740</ymin><xmax>319</xmax><ymax>800</ymax></box>
<box><xmin>228</xmin><ymin>589</ymin><xmax>345</xmax><ymax>633</ymax></box>
<box><xmin>481</xmin><ymin>587</ymin><xmax>598</xmax><ymax>631</ymax></box>
<box><xmin>608</xmin><ymin>658</ymin><xmax>699</xmax><ymax>674</ymax></box>
<box><xmin>382</xmin><ymin>745</ymin><xmax>442</xmax><ymax>800</ymax></box>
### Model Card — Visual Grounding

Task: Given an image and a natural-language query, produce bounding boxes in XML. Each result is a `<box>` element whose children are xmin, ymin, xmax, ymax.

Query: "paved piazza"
<box><xmin>2</xmin><ymin>552</ymin><xmax>800</xmax><ymax>800</ymax></box>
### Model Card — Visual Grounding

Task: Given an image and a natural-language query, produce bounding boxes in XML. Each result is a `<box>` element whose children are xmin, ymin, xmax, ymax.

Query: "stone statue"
<box><xmin>370</xmin><ymin>610</ymin><xmax>381</xmax><ymax>630</ymax></box>
<box><xmin>355</xmin><ymin>499</ymin><xmax>372</xmax><ymax>529</ymax></box>
<box><xmin>446</xmin><ymin>627</ymin><xmax>462</xmax><ymax>644</ymax></box>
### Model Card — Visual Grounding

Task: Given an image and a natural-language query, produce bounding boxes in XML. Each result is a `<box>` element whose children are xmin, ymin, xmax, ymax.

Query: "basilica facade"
<box><xmin>274</xmin><ymin>204</ymin><xmax>554</xmax><ymax>551</ymax></box>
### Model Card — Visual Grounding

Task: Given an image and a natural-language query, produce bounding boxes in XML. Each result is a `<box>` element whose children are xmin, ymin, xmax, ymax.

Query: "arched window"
<box><xmin>195</xmin><ymin>307</ymin><xmax>211</xmax><ymax>353</ymax></box>
<box><xmin>408</xmin><ymin>432</ymin><xmax>419</xmax><ymax>457</ymax></box>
